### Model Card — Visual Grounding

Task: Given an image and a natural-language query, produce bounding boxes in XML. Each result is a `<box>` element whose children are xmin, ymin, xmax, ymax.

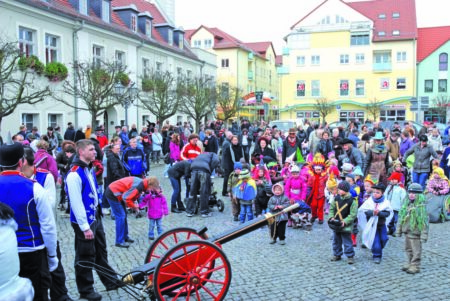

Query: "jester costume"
<box><xmin>306</xmin><ymin>154</ymin><xmax>328</xmax><ymax>223</ymax></box>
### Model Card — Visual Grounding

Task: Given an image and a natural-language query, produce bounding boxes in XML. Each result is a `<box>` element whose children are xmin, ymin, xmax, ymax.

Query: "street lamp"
<box><xmin>114</xmin><ymin>82</ymin><xmax>138</xmax><ymax>128</ymax></box>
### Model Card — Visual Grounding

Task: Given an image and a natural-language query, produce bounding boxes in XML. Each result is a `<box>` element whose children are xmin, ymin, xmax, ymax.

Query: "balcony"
<box><xmin>248</xmin><ymin>52</ymin><xmax>254</xmax><ymax>61</ymax></box>
<box><xmin>373</xmin><ymin>62</ymin><xmax>392</xmax><ymax>73</ymax></box>
<box><xmin>248</xmin><ymin>71</ymin><xmax>254</xmax><ymax>80</ymax></box>
<box><xmin>276</xmin><ymin>66</ymin><xmax>289</xmax><ymax>75</ymax></box>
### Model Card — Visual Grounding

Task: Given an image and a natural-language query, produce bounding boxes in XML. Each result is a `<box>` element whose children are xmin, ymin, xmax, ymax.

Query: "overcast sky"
<box><xmin>175</xmin><ymin>0</ymin><xmax>449</xmax><ymax>53</ymax></box>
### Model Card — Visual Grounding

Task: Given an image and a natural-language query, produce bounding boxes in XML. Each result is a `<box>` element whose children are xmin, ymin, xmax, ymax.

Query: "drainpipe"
<box><xmin>136</xmin><ymin>40</ymin><xmax>144</xmax><ymax>128</ymax></box>
<box><xmin>72</xmin><ymin>20</ymin><xmax>84</xmax><ymax>128</ymax></box>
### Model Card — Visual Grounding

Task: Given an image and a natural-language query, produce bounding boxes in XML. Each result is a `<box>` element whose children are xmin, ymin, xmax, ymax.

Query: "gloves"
<box><xmin>365</xmin><ymin>210</ymin><xmax>374</xmax><ymax>217</ymax></box>
<box><xmin>48</xmin><ymin>256</ymin><xmax>59</xmax><ymax>272</ymax></box>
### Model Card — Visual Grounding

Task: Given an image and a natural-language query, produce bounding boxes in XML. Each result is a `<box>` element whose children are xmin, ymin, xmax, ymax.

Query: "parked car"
<box><xmin>269</xmin><ymin>120</ymin><xmax>298</xmax><ymax>133</ymax></box>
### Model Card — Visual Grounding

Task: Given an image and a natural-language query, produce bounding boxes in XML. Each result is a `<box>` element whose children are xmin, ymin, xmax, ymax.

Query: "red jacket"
<box><xmin>97</xmin><ymin>135</ymin><xmax>109</xmax><ymax>149</ymax></box>
<box><xmin>107</xmin><ymin>177</ymin><xmax>148</xmax><ymax>208</ymax></box>
<box><xmin>181</xmin><ymin>143</ymin><xmax>201</xmax><ymax>160</ymax></box>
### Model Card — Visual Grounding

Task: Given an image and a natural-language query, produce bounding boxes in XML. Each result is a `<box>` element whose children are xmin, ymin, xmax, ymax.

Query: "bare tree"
<box><xmin>313</xmin><ymin>97</ymin><xmax>333</xmax><ymax>123</ymax></box>
<box><xmin>178</xmin><ymin>77</ymin><xmax>216</xmax><ymax>132</ymax></box>
<box><xmin>429</xmin><ymin>94</ymin><xmax>450</xmax><ymax>119</ymax></box>
<box><xmin>365</xmin><ymin>98</ymin><xmax>383</xmax><ymax>122</ymax></box>
<box><xmin>54</xmin><ymin>60</ymin><xmax>129</xmax><ymax>127</ymax></box>
<box><xmin>138</xmin><ymin>70</ymin><xmax>183</xmax><ymax>124</ymax></box>
<box><xmin>0</xmin><ymin>40</ymin><xmax>51</xmax><ymax>131</ymax></box>
<box><xmin>215</xmin><ymin>84</ymin><xmax>242</xmax><ymax>124</ymax></box>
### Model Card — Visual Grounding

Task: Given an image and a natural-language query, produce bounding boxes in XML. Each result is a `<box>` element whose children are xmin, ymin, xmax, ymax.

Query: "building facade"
<box><xmin>278</xmin><ymin>0</ymin><xmax>417</xmax><ymax>124</ymax></box>
<box><xmin>0</xmin><ymin>0</ymin><xmax>214</xmax><ymax>137</ymax></box>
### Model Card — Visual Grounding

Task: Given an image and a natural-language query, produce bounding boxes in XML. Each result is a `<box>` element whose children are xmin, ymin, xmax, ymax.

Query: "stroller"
<box><xmin>185</xmin><ymin>181</ymin><xmax>225</xmax><ymax>214</ymax></box>
<box><xmin>290</xmin><ymin>201</ymin><xmax>313</xmax><ymax>230</ymax></box>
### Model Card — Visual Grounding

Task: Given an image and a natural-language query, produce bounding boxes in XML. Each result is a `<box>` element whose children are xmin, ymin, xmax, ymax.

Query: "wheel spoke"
<box><xmin>160</xmin><ymin>278</ymin><xmax>187</xmax><ymax>293</ymax></box>
<box><xmin>201</xmin><ymin>278</ymin><xmax>227</xmax><ymax>285</ymax></box>
<box><xmin>151</xmin><ymin>254</ymin><xmax>161</xmax><ymax>259</ymax></box>
<box><xmin>159</xmin><ymin>272</ymin><xmax>188</xmax><ymax>279</ymax></box>
<box><xmin>197</xmin><ymin>252</ymin><xmax>219</xmax><ymax>272</ymax></box>
<box><xmin>199</xmin><ymin>264</ymin><xmax>225</xmax><ymax>276</ymax></box>
<box><xmin>186</xmin><ymin>285</ymin><xmax>192</xmax><ymax>301</ymax></box>
<box><xmin>160</xmin><ymin>241</ymin><xmax>169</xmax><ymax>250</ymax></box>
<box><xmin>187</xmin><ymin>232</ymin><xmax>192</xmax><ymax>239</ymax></box>
<box><xmin>173</xmin><ymin>232</ymin><xmax>179</xmax><ymax>244</ymax></box>
<box><xmin>171</xmin><ymin>283</ymin><xmax>189</xmax><ymax>301</ymax></box>
<box><xmin>195</xmin><ymin>287</ymin><xmax>201</xmax><ymax>300</ymax></box>
<box><xmin>166</xmin><ymin>255</ymin><xmax>189</xmax><ymax>274</ymax></box>
<box><xmin>182</xmin><ymin>246</ymin><xmax>192</xmax><ymax>271</ymax></box>
<box><xmin>201</xmin><ymin>284</ymin><xmax>219</xmax><ymax>299</ymax></box>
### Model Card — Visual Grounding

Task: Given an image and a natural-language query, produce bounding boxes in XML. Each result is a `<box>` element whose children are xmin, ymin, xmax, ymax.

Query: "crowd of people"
<box><xmin>1</xmin><ymin>117</ymin><xmax>450</xmax><ymax>300</ymax></box>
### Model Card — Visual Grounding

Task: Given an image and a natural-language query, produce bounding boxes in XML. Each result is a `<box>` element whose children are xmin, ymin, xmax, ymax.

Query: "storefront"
<box><xmin>380</xmin><ymin>104</ymin><xmax>406</xmax><ymax>121</ymax></box>
<box><xmin>338</xmin><ymin>111</ymin><xmax>365</xmax><ymax>123</ymax></box>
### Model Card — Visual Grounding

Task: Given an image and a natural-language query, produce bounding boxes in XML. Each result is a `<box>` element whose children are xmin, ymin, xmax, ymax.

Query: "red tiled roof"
<box><xmin>184</xmin><ymin>29</ymin><xmax>196</xmax><ymax>42</ymax></box>
<box><xmin>417</xmin><ymin>26</ymin><xmax>450</xmax><ymax>63</ymax></box>
<box><xmin>275</xmin><ymin>55</ymin><xmax>283</xmax><ymax>66</ymax></box>
<box><xmin>290</xmin><ymin>0</ymin><xmax>417</xmax><ymax>42</ymax></box>
<box><xmin>346</xmin><ymin>0</ymin><xmax>417</xmax><ymax>42</ymax></box>
<box><xmin>243</xmin><ymin>42</ymin><xmax>275</xmax><ymax>58</ymax></box>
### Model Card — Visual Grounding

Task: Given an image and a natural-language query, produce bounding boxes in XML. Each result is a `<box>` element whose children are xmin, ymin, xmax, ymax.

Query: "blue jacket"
<box><xmin>120</xmin><ymin>131</ymin><xmax>130</xmax><ymax>146</ymax></box>
<box><xmin>122</xmin><ymin>147</ymin><xmax>146</xmax><ymax>176</ymax></box>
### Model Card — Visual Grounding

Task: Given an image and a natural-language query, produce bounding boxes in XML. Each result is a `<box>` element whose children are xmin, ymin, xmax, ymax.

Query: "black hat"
<box><xmin>419</xmin><ymin>134</ymin><xmax>428</xmax><ymax>142</ymax></box>
<box><xmin>47</xmin><ymin>126</ymin><xmax>54</xmax><ymax>131</ymax></box>
<box><xmin>115</xmin><ymin>125</ymin><xmax>121</xmax><ymax>129</ymax></box>
<box><xmin>340</xmin><ymin>138</ymin><xmax>354</xmax><ymax>145</ymax></box>
<box><xmin>95</xmin><ymin>126</ymin><xmax>103</xmax><ymax>132</ymax></box>
<box><xmin>337</xmin><ymin>181</ymin><xmax>350</xmax><ymax>192</ymax></box>
<box><xmin>372</xmin><ymin>183</ymin><xmax>386</xmax><ymax>192</ymax></box>
<box><xmin>0</xmin><ymin>143</ymin><xmax>24</xmax><ymax>168</ymax></box>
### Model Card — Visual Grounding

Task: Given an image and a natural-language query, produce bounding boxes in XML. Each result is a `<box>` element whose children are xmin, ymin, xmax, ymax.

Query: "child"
<box><xmin>395</xmin><ymin>183</ymin><xmax>429</xmax><ymax>274</ymax></box>
<box><xmin>140</xmin><ymin>177</ymin><xmax>169</xmax><ymax>241</ymax></box>
<box><xmin>345</xmin><ymin>173</ymin><xmax>360</xmax><ymax>247</ymax></box>
<box><xmin>353</xmin><ymin>166</ymin><xmax>365</xmax><ymax>204</ymax></box>
<box><xmin>426</xmin><ymin>167</ymin><xmax>449</xmax><ymax>196</ymax></box>
<box><xmin>280</xmin><ymin>160</ymin><xmax>292</xmax><ymax>180</ymax></box>
<box><xmin>328</xmin><ymin>181</ymin><xmax>358</xmax><ymax>264</ymax></box>
<box><xmin>384</xmin><ymin>172</ymin><xmax>407</xmax><ymax>236</ymax></box>
<box><xmin>227</xmin><ymin>162</ymin><xmax>243</xmax><ymax>221</ymax></box>
<box><xmin>306</xmin><ymin>154</ymin><xmax>329</xmax><ymax>224</ymax></box>
<box><xmin>325</xmin><ymin>173</ymin><xmax>339</xmax><ymax>215</ymax></box>
<box><xmin>267</xmin><ymin>183</ymin><xmax>290</xmax><ymax>245</ymax></box>
<box><xmin>358</xmin><ymin>183</ymin><xmax>393</xmax><ymax>264</ymax></box>
<box><xmin>285</xmin><ymin>164</ymin><xmax>307</xmax><ymax>225</ymax></box>
<box><xmin>362</xmin><ymin>175</ymin><xmax>376</xmax><ymax>204</ymax></box>
<box><xmin>233</xmin><ymin>169</ymin><xmax>257</xmax><ymax>223</ymax></box>
<box><xmin>253</xmin><ymin>164</ymin><xmax>272</xmax><ymax>216</ymax></box>
<box><xmin>388</xmin><ymin>160</ymin><xmax>406</xmax><ymax>187</ymax></box>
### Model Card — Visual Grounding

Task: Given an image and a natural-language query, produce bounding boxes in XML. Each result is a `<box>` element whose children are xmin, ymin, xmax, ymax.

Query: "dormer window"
<box><xmin>168</xmin><ymin>30</ymin><xmax>173</xmax><ymax>46</ymax></box>
<box><xmin>378</xmin><ymin>13</ymin><xmax>386</xmax><ymax>19</ymax></box>
<box><xmin>145</xmin><ymin>20</ymin><xmax>152</xmax><ymax>38</ymax></box>
<box><xmin>378</xmin><ymin>31</ymin><xmax>386</xmax><ymax>37</ymax></box>
<box><xmin>131</xmin><ymin>15</ymin><xmax>137</xmax><ymax>32</ymax></box>
<box><xmin>102</xmin><ymin>0</ymin><xmax>110</xmax><ymax>23</ymax></box>
<box><xmin>392</xmin><ymin>30</ymin><xmax>400</xmax><ymax>36</ymax></box>
<box><xmin>392</xmin><ymin>12</ymin><xmax>400</xmax><ymax>18</ymax></box>
<box><xmin>179</xmin><ymin>33</ymin><xmax>184</xmax><ymax>49</ymax></box>
<box><xmin>80</xmin><ymin>0</ymin><xmax>88</xmax><ymax>15</ymax></box>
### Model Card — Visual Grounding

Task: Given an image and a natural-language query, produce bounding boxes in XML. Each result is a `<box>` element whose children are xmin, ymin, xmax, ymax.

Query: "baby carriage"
<box><xmin>185</xmin><ymin>181</ymin><xmax>225</xmax><ymax>214</ymax></box>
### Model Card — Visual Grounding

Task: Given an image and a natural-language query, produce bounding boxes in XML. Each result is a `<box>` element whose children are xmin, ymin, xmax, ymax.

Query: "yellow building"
<box><xmin>279</xmin><ymin>0</ymin><xmax>417</xmax><ymax>124</ymax></box>
<box><xmin>186</xmin><ymin>26</ymin><xmax>279</xmax><ymax>121</ymax></box>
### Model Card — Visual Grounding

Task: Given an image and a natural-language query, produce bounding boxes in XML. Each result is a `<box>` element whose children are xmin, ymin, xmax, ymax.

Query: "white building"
<box><xmin>0</xmin><ymin>0</ymin><xmax>216</xmax><ymax>137</ymax></box>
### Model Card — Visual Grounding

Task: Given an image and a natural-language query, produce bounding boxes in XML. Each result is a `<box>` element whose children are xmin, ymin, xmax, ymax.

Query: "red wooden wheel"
<box><xmin>153</xmin><ymin>240</ymin><xmax>232</xmax><ymax>301</ymax></box>
<box><xmin>144</xmin><ymin>228</ymin><xmax>204</xmax><ymax>264</ymax></box>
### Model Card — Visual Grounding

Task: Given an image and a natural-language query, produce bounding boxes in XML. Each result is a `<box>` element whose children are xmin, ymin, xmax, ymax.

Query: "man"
<box><xmin>282</xmin><ymin>128</ymin><xmax>303</xmax><ymax>164</ymax></box>
<box><xmin>339</xmin><ymin>138</ymin><xmax>364</xmax><ymax>169</ymax></box>
<box><xmin>122</xmin><ymin>137</ymin><xmax>146</xmax><ymax>177</ymax></box>
<box><xmin>120</xmin><ymin>126</ymin><xmax>130</xmax><ymax>147</ymax></box>
<box><xmin>112</xmin><ymin>125</ymin><xmax>122</xmax><ymax>139</ymax></box>
<box><xmin>221</xmin><ymin>130</ymin><xmax>233</xmax><ymax>196</ymax></box>
<box><xmin>348</xmin><ymin>128</ymin><xmax>360</xmax><ymax>148</ymax></box>
<box><xmin>32</xmin><ymin>126</ymin><xmax>41</xmax><ymax>139</ymax></box>
<box><xmin>17</xmin><ymin>124</ymin><xmax>27</xmax><ymax>138</ymax></box>
<box><xmin>66</xmin><ymin>140</ymin><xmax>122</xmax><ymax>300</ymax></box>
<box><xmin>20</xmin><ymin>147</ymin><xmax>73</xmax><ymax>301</ymax></box>
<box><xmin>64</xmin><ymin>122</ymin><xmax>76</xmax><ymax>141</ymax></box>
<box><xmin>186</xmin><ymin>152</ymin><xmax>220</xmax><ymax>218</ymax></box>
<box><xmin>104</xmin><ymin>177</ymin><xmax>146</xmax><ymax>248</ymax></box>
<box><xmin>54</xmin><ymin>126</ymin><xmax>63</xmax><ymax>148</ymax></box>
<box><xmin>0</xmin><ymin>143</ymin><xmax>58</xmax><ymax>301</ymax></box>
<box><xmin>95</xmin><ymin>127</ymin><xmax>109</xmax><ymax>149</ymax></box>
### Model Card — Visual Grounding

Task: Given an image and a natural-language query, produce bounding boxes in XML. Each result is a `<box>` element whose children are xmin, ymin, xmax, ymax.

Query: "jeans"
<box><xmin>148</xmin><ymin>218</ymin><xmax>163</xmax><ymax>239</ymax></box>
<box><xmin>108</xmin><ymin>199</ymin><xmax>129</xmax><ymax>244</ymax></box>
<box><xmin>184</xmin><ymin>176</ymin><xmax>190</xmax><ymax>199</ymax></box>
<box><xmin>372</xmin><ymin>226</ymin><xmax>389</xmax><ymax>258</ymax></box>
<box><xmin>332</xmin><ymin>231</ymin><xmax>355</xmax><ymax>258</ymax></box>
<box><xmin>163</xmin><ymin>163</ymin><xmax>170</xmax><ymax>177</ymax></box>
<box><xmin>152</xmin><ymin>150</ymin><xmax>161</xmax><ymax>163</ymax></box>
<box><xmin>169</xmin><ymin>177</ymin><xmax>181</xmax><ymax>206</ymax></box>
<box><xmin>239</xmin><ymin>203</ymin><xmax>253</xmax><ymax>223</ymax></box>
<box><xmin>412</xmin><ymin>171</ymin><xmax>429</xmax><ymax>190</ymax></box>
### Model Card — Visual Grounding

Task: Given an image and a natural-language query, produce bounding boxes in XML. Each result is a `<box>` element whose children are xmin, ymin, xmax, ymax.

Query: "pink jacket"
<box><xmin>169</xmin><ymin>141</ymin><xmax>181</xmax><ymax>162</ymax></box>
<box><xmin>140</xmin><ymin>192</ymin><xmax>169</xmax><ymax>219</ymax></box>
<box><xmin>34</xmin><ymin>149</ymin><xmax>58</xmax><ymax>183</ymax></box>
<box><xmin>284</xmin><ymin>176</ymin><xmax>307</xmax><ymax>201</ymax></box>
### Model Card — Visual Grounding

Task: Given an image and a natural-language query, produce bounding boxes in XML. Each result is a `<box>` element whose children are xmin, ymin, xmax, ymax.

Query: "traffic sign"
<box><xmin>255</xmin><ymin>91</ymin><xmax>263</xmax><ymax>103</ymax></box>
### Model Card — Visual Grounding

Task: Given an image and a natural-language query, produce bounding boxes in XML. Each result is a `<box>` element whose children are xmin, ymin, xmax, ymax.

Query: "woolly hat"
<box><xmin>290</xmin><ymin>164</ymin><xmax>300</xmax><ymax>173</ymax></box>
<box><xmin>326</xmin><ymin>173</ymin><xmax>338</xmax><ymax>190</ymax></box>
<box><xmin>345</xmin><ymin>173</ymin><xmax>355</xmax><ymax>180</ymax></box>
<box><xmin>342</xmin><ymin>163</ymin><xmax>354</xmax><ymax>174</ymax></box>
<box><xmin>272</xmin><ymin>182</ymin><xmax>284</xmax><ymax>194</ymax></box>
<box><xmin>388</xmin><ymin>172</ymin><xmax>403</xmax><ymax>182</ymax></box>
<box><xmin>0</xmin><ymin>143</ymin><xmax>24</xmax><ymax>168</ymax></box>
<box><xmin>234</xmin><ymin>162</ymin><xmax>243</xmax><ymax>170</ymax></box>
<box><xmin>337</xmin><ymin>181</ymin><xmax>350</xmax><ymax>193</ymax></box>
<box><xmin>239</xmin><ymin>169</ymin><xmax>251</xmax><ymax>179</ymax></box>
<box><xmin>408</xmin><ymin>183</ymin><xmax>423</xmax><ymax>193</ymax></box>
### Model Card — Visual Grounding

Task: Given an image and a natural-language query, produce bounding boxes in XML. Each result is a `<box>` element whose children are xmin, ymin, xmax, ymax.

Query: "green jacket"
<box><xmin>329</xmin><ymin>193</ymin><xmax>358</xmax><ymax>233</ymax></box>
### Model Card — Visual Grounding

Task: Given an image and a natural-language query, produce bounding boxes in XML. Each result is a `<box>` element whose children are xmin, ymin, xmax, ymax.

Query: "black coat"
<box><xmin>64</xmin><ymin>127</ymin><xmax>76</xmax><ymax>141</ymax></box>
<box><xmin>74</xmin><ymin>130</ymin><xmax>85</xmax><ymax>142</ymax></box>
<box><xmin>106</xmin><ymin>151</ymin><xmax>128</xmax><ymax>186</ymax></box>
<box><xmin>222</xmin><ymin>143</ymin><xmax>246</xmax><ymax>171</ymax></box>
<box><xmin>296</xmin><ymin>130</ymin><xmax>307</xmax><ymax>145</ymax></box>
<box><xmin>168</xmin><ymin>160</ymin><xmax>191</xmax><ymax>179</ymax></box>
<box><xmin>204</xmin><ymin>135</ymin><xmax>219</xmax><ymax>154</ymax></box>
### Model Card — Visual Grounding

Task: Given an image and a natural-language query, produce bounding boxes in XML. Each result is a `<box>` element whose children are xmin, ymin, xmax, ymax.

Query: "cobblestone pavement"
<box><xmin>57</xmin><ymin>164</ymin><xmax>450</xmax><ymax>301</ymax></box>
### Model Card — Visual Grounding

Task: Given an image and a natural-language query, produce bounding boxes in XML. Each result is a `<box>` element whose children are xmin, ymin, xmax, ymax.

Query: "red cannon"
<box><xmin>121</xmin><ymin>203</ymin><xmax>299</xmax><ymax>300</ymax></box>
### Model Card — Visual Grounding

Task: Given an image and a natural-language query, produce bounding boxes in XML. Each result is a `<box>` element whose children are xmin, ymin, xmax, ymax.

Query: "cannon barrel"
<box><xmin>122</xmin><ymin>203</ymin><xmax>300</xmax><ymax>284</ymax></box>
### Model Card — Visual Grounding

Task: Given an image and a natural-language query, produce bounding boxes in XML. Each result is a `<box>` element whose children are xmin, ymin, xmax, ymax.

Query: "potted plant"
<box><xmin>115</xmin><ymin>71</ymin><xmax>130</xmax><ymax>86</ymax></box>
<box><xmin>44</xmin><ymin>62</ymin><xmax>68</xmax><ymax>82</ymax></box>
<box><xmin>17</xmin><ymin>55</ymin><xmax>45</xmax><ymax>75</ymax></box>
<box><xmin>91</xmin><ymin>68</ymin><xmax>111</xmax><ymax>86</ymax></box>
<box><xmin>141</xmin><ymin>78</ymin><xmax>154</xmax><ymax>92</ymax></box>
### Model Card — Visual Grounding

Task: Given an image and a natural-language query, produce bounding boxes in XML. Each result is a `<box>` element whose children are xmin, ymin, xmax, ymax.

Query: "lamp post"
<box><xmin>114</xmin><ymin>82</ymin><xmax>138</xmax><ymax>128</ymax></box>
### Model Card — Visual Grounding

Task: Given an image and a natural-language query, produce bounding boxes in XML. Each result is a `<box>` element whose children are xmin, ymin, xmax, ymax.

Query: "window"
<box><xmin>102</xmin><ymin>0</ymin><xmax>110</xmax><ymax>23</ymax></box>
<box><xmin>424</xmin><ymin>80</ymin><xmax>433</xmax><ymax>93</ymax></box>
<box><xmin>296</xmin><ymin>81</ymin><xmax>305</xmax><ymax>97</ymax></box>
<box><xmin>396</xmin><ymin>78</ymin><xmax>406</xmax><ymax>90</ymax></box>
<box><xmin>439</xmin><ymin>53</ymin><xmax>448</xmax><ymax>71</ymax></box>
<box><xmin>45</xmin><ymin>34</ymin><xmax>59</xmax><ymax>63</ymax></box>
<box><xmin>392</xmin><ymin>30</ymin><xmax>400</xmax><ymax>36</ymax></box>
<box><xmin>79</xmin><ymin>0</ymin><xmax>87</xmax><ymax>15</ymax></box>
<box><xmin>296</xmin><ymin>56</ymin><xmax>305</xmax><ymax>66</ymax></box>
<box><xmin>380</xmin><ymin>78</ymin><xmax>390</xmax><ymax>90</ymax></box>
<box><xmin>221</xmin><ymin>58</ymin><xmax>229</xmax><ymax>68</ymax></box>
<box><xmin>179</xmin><ymin>33</ymin><xmax>184</xmax><ymax>49</ymax></box>
<box><xmin>378</xmin><ymin>13</ymin><xmax>386</xmax><ymax>19</ymax></box>
<box><xmin>340</xmin><ymin>80</ymin><xmax>349</xmax><ymax>96</ymax></box>
<box><xmin>311</xmin><ymin>55</ymin><xmax>320</xmax><ymax>65</ymax></box>
<box><xmin>142</xmin><ymin>58</ymin><xmax>149</xmax><ymax>78</ymax></box>
<box><xmin>392</xmin><ymin>12</ymin><xmax>400</xmax><ymax>18</ymax></box>
<box><xmin>355</xmin><ymin>79</ymin><xmax>365</xmax><ymax>96</ymax></box>
<box><xmin>115</xmin><ymin>50</ymin><xmax>125</xmax><ymax>67</ymax></box>
<box><xmin>177</xmin><ymin>67</ymin><xmax>183</xmax><ymax>79</ymax></box>
<box><xmin>168</xmin><ymin>29</ymin><xmax>173</xmax><ymax>45</ymax></box>
<box><xmin>92</xmin><ymin>45</ymin><xmax>104</xmax><ymax>67</ymax></box>
<box><xmin>355</xmin><ymin>53</ymin><xmax>365</xmax><ymax>64</ymax></box>
<box><xmin>221</xmin><ymin>83</ymin><xmax>230</xmax><ymax>98</ymax></box>
<box><xmin>193</xmin><ymin>40</ymin><xmax>201</xmax><ymax>48</ymax></box>
<box><xmin>374</xmin><ymin>52</ymin><xmax>391</xmax><ymax>63</ymax></box>
<box><xmin>156</xmin><ymin>62</ymin><xmax>163</xmax><ymax>72</ymax></box>
<box><xmin>396</xmin><ymin>51</ymin><xmax>406</xmax><ymax>62</ymax></box>
<box><xmin>340</xmin><ymin>54</ymin><xmax>349</xmax><ymax>64</ymax></box>
<box><xmin>438</xmin><ymin>79</ymin><xmax>447</xmax><ymax>92</ymax></box>
<box><xmin>204</xmin><ymin>39</ymin><xmax>212</xmax><ymax>49</ymax></box>
<box><xmin>22</xmin><ymin>114</ymin><xmax>37</xmax><ymax>130</ymax></box>
<box><xmin>380</xmin><ymin>110</ymin><xmax>405</xmax><ymax>121</ymax></box>
<box><xmin>145</xmin><ymin>20</ymin><xmax>152</xmax><ymax>38</ymax></box>
<box><xmin>18</xmin><ymin>27</ymin><xmax>36</xmax><ymax>57</ymax></box>
<box><xmin>48</xmin><ymin>114</ymin><xmax>61</xmax><ymax>128</ymax></box>
<box><xmin>351</xmin><ymin>34</ymin><xmax>369</xmax><ymax>46</ymax></box>
<box><xmin>311</xmin><ymin>80</ymin><xmax>320</xmax><ymax>97</ymax></box>
<box><xmin>186</xmin><ymin>70</ymin><xmax>192</xmax><ymax>79</ymax></box>
<box><xmin>131</xmin><ymin>15</ymin><xmax>137</xmax><ymax>32</ymax></box>
<box><xmin>378</xmin><ymin>31</ymin><xmax>386</xmax><ymax>37</ymax></box>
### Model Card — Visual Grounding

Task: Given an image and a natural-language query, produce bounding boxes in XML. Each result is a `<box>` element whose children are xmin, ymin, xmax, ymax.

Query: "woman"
<box><xmin>399</xmin><ymin>131</ymin><xmax>414</xmax><ymax>160</ymax></box>
<box><xmin>317</xmin><ymin>131</ymin><xmax>333</xmax><ymax>160</ymax></box>
<box><xmin>203</xmin><ymin>130</ymin><xmax>218</xmax><ymax>154</ymax></box>
<box><xmin>270</xmin><ymin>129</ymin><xmax>283</xmax><ymax>163</ymax></box>
<box><xmin>363</xmin><ymin>131</ymin><xmax>390</xmax><ymax>186</ymax></box>
<box><xmin>222</xmin><ymin>135</ymin><xmax>246</xmax><ymax>182</ymax></box>
<box><xmin>46</xmin><ymin>127</ymin><xmax>59</xmax><ymax>154</ymax></box>
<box><xmin>141</xmin><ymin>133</ymin><xmax>152</xmax><ymax>175</ymax></box>
<box><xmin>151</xmin><ymin>128</ymin><xmax>163</xmax><ymax>164</ymax></box>
<box><xmin>358</xmin><ymin>133</ymin><xmax>371</xmax><ymax>156</ymax></box>
<box><xmin>169</xmin><ymin>133</ymin><xmax>183</xmax><ymax>163</ymax></box>
<box><xmin>34</xmin><ymin>138</ymin><xmax>58</xmax><ymax>182</ymax></box>
<box><xmin>427</xmin><ymin>128</ymin><xmax>443</xmax><ymax>153</ymax></box>
<box><xmin>238</xmin><ymin>128</ymin><xmax>252</xmax><ymax>159</ymax></box>
<box><xmin>252</xmin><ymin>136</ymin><xmax>276</xmax><ymax>165</ymax></box>
<box><xmin>55</xmin><ymin>140</ymin><xmax>76</xmax><ymax>210</ymax></box>
<box><xmin>106</xmin><ymin>137</ymin><xmax>128</xmax><ymax>188</ymax></box>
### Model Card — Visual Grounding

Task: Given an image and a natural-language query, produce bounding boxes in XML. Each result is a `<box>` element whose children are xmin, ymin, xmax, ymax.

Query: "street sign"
<box><xmin>255</xmin><ymin>91</ymin><xmax>263</xmax><ymax>103</ymax></box>
<box><xmin>421</xmin><ymin>96</ymin><xmax>429</xmax><ymax>109</ymax></box>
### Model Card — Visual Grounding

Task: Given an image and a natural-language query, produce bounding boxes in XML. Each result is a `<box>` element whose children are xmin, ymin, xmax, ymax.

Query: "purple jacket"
<box><xmin>400</xmin><ymin>138</ymin><xmax>414</xmax><ymax>157</ymax></box>
<box><xmin>140</xmin><ymin>192</ymin><xmax>169</xmax><ymax>219</ymax></box>
<box><xmin>34</xmin><ymin>149</ymin><xmax>58</xmax><ymax>183</ymax></box>
<box><xmin>169</xmin><ymin>141</ymin><xmax>181</xmax><ymax>162</ymax></box>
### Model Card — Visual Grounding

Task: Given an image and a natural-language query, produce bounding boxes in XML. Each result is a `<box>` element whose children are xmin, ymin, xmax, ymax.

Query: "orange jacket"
<box><xmin>107</xmin><ymin>177</ymin><xmax>148</xmax><ymax>208</ymax></box>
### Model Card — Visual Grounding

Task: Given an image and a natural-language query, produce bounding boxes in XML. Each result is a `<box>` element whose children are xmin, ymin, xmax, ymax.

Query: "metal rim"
<box><xmin>154</xmin><ymin>240</ymin><xmax>232</xmax><ymax>301</ymax></box>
